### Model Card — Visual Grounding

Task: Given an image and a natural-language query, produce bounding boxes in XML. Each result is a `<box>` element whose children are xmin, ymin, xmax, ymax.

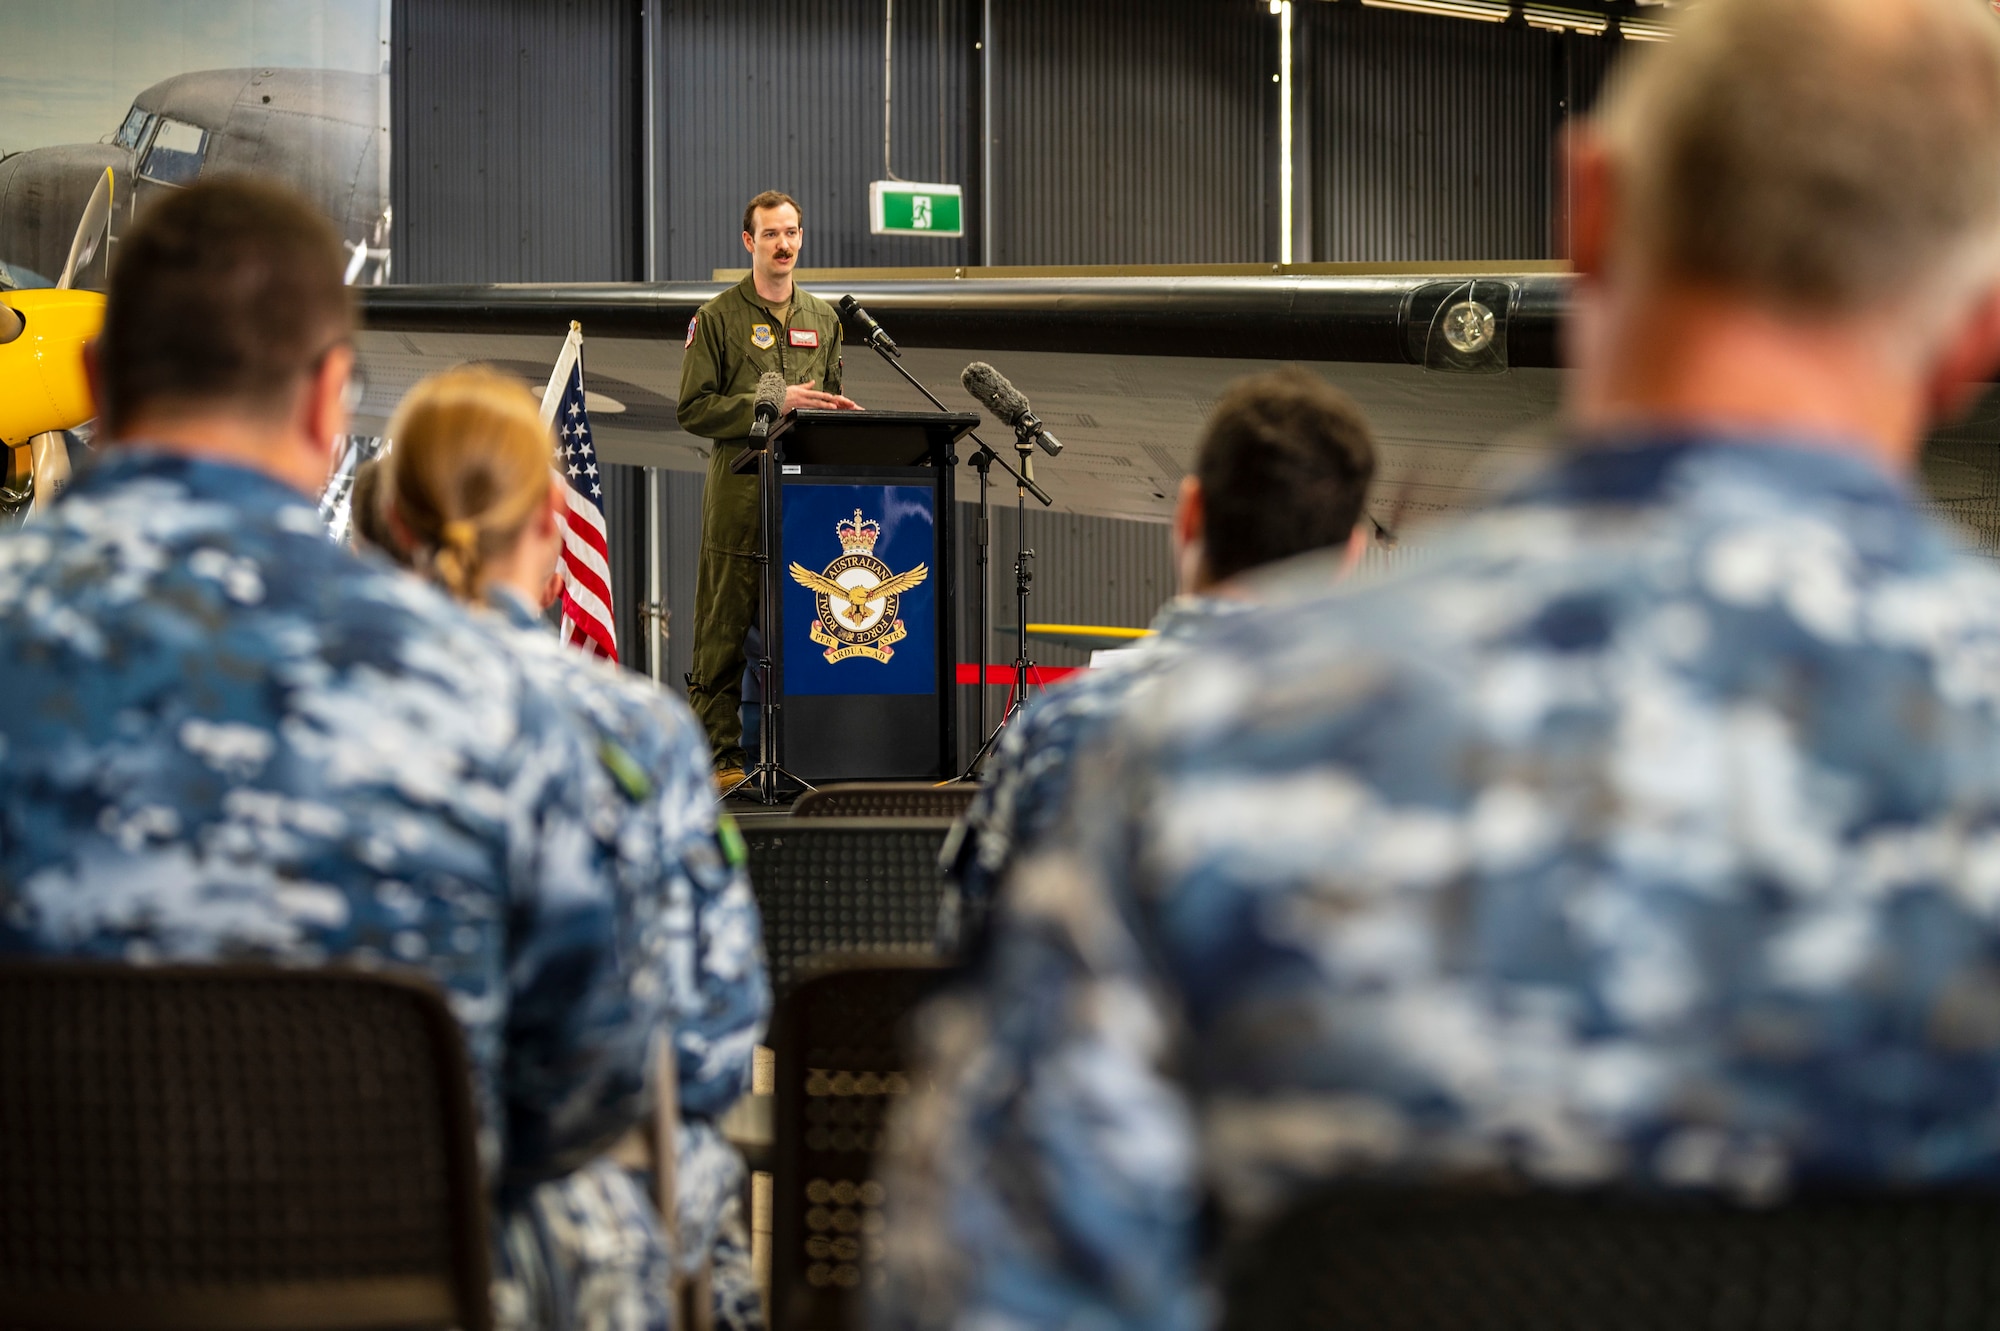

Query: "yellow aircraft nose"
<box><xmin>0</xmin><ymin>288</ymin><xmax>104</xmax><ymax>447</ymax></box>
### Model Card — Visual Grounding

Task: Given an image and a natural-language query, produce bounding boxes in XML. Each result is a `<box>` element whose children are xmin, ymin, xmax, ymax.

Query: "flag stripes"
<box><xmin>540</xmin><ymin>325</ymin><xmax>619</xmax><ymax>663</ymax></box>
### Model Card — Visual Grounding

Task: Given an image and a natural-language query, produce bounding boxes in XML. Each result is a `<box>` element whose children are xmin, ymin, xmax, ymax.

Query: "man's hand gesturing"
<box><xmin>783</xmin><ymin>381</ymin><xmax>863</xmax><ymax>412</ymax></box>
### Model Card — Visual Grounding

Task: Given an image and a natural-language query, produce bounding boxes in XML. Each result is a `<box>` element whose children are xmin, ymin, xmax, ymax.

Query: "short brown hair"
<box><xmin>742</xmin><ymin>191</ymin><xmax>803</xmax><ymax>237</ymax></box>
<box><xmin>98</xmin><ymin>176</ymin><xmax>353</xmax><ymax>434</ymax></box>
<box><xmin>1599</xmin><ymin>0</ymin><xmax>2000</xmax><ymax>318</ymax></box>
<box><xmin>379</xmin><ymin>368</ymin><xmax>556</xmax><ymax>602</ymax></box>
<box><xmin>1194</xmin><ymin>368</ymin><xmax>1376</xmax><ymax>583</ymax></box>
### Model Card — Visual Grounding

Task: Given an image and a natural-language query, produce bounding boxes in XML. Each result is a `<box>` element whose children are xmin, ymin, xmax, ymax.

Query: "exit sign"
<box><xmin>868</xmin><ymin>181</ymin><xmax>964</xmax><ymax>237</ymax></box>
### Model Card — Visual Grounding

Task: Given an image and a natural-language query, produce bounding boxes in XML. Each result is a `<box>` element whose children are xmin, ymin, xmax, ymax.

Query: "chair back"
<box><xmin>1220</xmin><ymin>1183</ymin><xmax>2000</xmax><ymax>1331</ymax></box>
<box><xmin>790</xmin><ymin>783</ymin><xmax>979</xmax><ymax>820</ymax></box>
<box><xmin>742</xmin><ymin>818</ymin><xmax>953</xmax><ymax>1000</ymax></box>
<box><xmin>0</xmin><ymin>962</ymin><xmax>492</xmax><ymax>1331</ymax></box>
<box><xmin>769</xmin><ymin>956</ymin><xmax>951</xmax><ymax>1331</ymax></box>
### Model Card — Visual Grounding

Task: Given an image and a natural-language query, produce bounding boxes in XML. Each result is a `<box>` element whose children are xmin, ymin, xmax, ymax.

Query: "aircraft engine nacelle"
<box><xmin>0</xmin><ymin>289</ymin><xmax>103</xmax><ymax>447</ymax></box>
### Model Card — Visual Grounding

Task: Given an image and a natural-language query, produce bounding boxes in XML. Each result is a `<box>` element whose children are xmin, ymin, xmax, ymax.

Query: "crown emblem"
<box><xmin>836</xmin><ymin>509</ymin><xmax>882</xmax><ymax>555</ymax></box>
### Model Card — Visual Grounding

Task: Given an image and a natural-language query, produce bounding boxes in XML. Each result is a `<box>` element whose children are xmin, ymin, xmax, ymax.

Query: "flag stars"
<box><xmin>549</xmin><ymin>349</ymin><xmax>615</xmax><ymax>660</ymax></box>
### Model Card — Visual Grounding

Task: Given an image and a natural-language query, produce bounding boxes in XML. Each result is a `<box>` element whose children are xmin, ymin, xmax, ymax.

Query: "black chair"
<box><xmin>768</xmin><ymin>956</ymin><xmax>952</xmax><ymax>1331</ymax></box>
<box><xmin>1220</xmin><ymin>1182</ymin><xmax>2000</xmax><ymax>1331</ymax></box>
<box><xmin>790</xmin><ymin>783</ymin><xmax>980</xmax><ymax>820</ymax></box>
<box><xmin>0</xmin><ymin>962</ymin><xmax>492</xmax><ymax>1331</ymax></box>
<box><xmin>742</xmin><ymin>818</ymin><xmax>954</xmax><ymax>1000</ymax></box>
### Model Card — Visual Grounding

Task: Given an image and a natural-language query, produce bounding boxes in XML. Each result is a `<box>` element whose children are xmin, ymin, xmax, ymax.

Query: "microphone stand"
<box><xmin>956</xmin><ymin>425</ymin><xmax>1043</xmax><ymax>780</ymax></box>
<box><xmin>847</xmin><ymin>329</ymin><xmax>1052</xmax><ymax>779</ymax></box>
<box><xmin>721</xmin><ymin>415</ymin><xmax>815</xmax><ymax>806</ymax></box>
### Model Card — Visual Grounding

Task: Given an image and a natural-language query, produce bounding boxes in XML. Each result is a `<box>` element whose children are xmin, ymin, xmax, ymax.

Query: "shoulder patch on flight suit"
<box><xmin>685</xmin><ymin>315</ymin><xmax>698</xmax><ymax>349</ymax></box>
<box><xmin>789</xmin><ymin>328</ymin><xmax>819</xmax><ymax>348</ymax></box>
<box><xmin>751</xmin><ymin>324</ymin><xmax>775</xmax><ymax>350</ymax></box>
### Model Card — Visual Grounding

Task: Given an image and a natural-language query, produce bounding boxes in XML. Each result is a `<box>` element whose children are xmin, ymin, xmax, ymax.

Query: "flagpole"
<box><xmin>539</xmin><ymin>321</ymin><xmax>583</xmax><ymax>428</ymax></box>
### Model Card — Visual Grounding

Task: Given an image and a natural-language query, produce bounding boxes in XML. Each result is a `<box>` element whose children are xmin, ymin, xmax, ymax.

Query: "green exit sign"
<box><xmin>868</xmin><ymin>181</ymin><xmax>964</xmax><ymax>237</ymax></box>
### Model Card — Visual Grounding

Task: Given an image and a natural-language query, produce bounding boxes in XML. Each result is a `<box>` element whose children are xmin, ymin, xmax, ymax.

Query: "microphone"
<box><xmin>750</xmin><ymin>371</ymin><xmax>786</xmax><ymax>440</ymax></box>
<box><xmin>960</xmin><ymin>362</ymin><xmax>1063</xmax><ymax>457</ymax></box>
<box><xmin>838</xmin><ymin>294</ymin><xmax>900</xmax><ymax>357</ymax></box>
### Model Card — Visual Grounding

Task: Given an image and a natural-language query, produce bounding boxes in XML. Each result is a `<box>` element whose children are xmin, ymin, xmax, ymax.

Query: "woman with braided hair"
<box><xmin>371</xmin><ymin>368</ymin><xmax>771</xmax><ymax>1331</ymax></box>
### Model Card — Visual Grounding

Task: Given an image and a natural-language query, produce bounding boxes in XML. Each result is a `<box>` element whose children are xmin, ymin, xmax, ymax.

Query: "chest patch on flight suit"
<box><xmin>789</xmin><ymin>328</ymin><xmax>819</xmax><ymax>348</ymax></box>
<box><xmin>750</xmin><ymin>324</ymin><xmax>776</xmax><ymax>350</ymax></box>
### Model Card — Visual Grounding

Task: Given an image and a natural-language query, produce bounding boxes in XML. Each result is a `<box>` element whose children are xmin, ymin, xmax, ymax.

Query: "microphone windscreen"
<box><xmin>960</xmin><ymin>361</ymin><xmax>1030</xmax><ymax>425</ymax></box>
<box><xmin>754</xmin><ymin>371</ymin><xmax>787</xmax><ymax>417</ymax></box>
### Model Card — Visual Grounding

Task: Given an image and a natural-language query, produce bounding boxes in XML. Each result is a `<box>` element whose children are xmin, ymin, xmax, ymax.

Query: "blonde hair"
<box><xmin>380</xmin><ymin>368</ymin><xmax>555</xmax><ymax>602</ymax></box>
<box><xmin>1597</xmin><ymin>0</ymin><xmax>2000</xmax><ymax>328</ymax></box>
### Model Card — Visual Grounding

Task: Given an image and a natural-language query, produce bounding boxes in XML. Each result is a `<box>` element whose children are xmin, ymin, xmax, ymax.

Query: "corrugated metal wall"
<box><xmin>660</xmin><ymin>468</ymin><xmax>707</xmax><ymax>693</ymax></box>
<box><xmin>597</xmin><ymin>462</ymin><xmax>650</xmax><ymax>668</ymax></box>
<box><xmin>990</xmin><ymin>0</ymin><xmax>1277</xmax><ymax>265</ymax></box>
<box><xmin>656</xmin><ymin>0</ymin><xmax>974</xmax><ymax>280</ymax></box>
<box><xmin>641</xmin><ymin>1</ymin><xmax>1630</xmax><ymax>274</ymax></box>
<box><xmin>393</xmin><ymin>0</ymin><xmax>639</xmax><ymax>282</ymax></box>
<box><xmin>1301</xmin><ymin>8</ymin><xmax>1623</xmax><ymax>263</ymax></box>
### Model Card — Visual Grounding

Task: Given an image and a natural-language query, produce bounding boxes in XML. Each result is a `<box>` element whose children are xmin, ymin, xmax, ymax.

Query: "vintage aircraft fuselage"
<box><xmin>0</xmin><ymin>68</ymin><xmax>385</xmax><ymax>290</ymax></box>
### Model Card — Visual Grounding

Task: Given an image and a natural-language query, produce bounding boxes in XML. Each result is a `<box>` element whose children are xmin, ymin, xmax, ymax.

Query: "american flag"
<box><xmin>540</xmin><ymin>324</ymin><xmax>619</xmax><ymax>662</ymax></box>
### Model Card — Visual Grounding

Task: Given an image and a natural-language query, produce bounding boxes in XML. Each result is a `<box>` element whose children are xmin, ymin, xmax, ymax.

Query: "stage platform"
<box><xmin>720</xmin><ymin>778</ymin><xmax>981</xmax><ymax>823</ymax></box>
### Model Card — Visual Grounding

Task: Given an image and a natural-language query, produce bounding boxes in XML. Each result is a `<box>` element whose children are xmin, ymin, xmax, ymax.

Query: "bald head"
<box><xmin>1598</xmin><ymin>0</ymin><xmax>2000</xmax><ymax>330</ymax></box>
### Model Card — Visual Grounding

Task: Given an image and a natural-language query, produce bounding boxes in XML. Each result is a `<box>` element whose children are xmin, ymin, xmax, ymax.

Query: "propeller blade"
<box><xmin>57</xmin><ymin>168</ymin><xmax>114</xmax><ymax>291</ymax></box>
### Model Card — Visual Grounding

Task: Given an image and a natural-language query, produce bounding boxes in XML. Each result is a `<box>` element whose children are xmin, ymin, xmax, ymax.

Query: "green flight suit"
<box><xmin>677</xmin><ymin>275</ymin><xmax>846</xmax><ymax>770</ymax></box>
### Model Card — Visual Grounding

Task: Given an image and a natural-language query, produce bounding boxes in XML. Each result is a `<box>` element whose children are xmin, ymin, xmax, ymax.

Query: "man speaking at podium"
<box><xmin>678</xmin><ymin>190</ymin><xmax>860</xmax><ymax>784</ymax></box>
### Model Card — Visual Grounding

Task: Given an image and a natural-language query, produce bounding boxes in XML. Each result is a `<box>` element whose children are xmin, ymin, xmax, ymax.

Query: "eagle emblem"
<box><xmin>788</xmin><ymin>509</ymin><xmax>928</xmax><ymax>663</ymax></box>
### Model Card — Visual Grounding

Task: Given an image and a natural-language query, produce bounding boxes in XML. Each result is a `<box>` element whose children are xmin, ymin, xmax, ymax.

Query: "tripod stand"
<box><xmin>719</xmin><ymin>428</ymin><xmax>814</xmax><ymax>806</ymax></box>
<box><xmin>957</xmin><ymin>428</ymin><xmax>1045</xmax><ymax>778</ymax></box>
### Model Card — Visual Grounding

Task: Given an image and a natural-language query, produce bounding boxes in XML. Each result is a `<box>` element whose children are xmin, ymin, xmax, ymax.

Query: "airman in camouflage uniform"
<box><xmin>480</xmin><ymin>586</ymin><xmax>769</xmax><ymax>1331</ymax></box>
<box><xmin>880</xmin><ymin>1</ymin><xmax>2000</xmax><ymax>1326</ymax></box>
<box><xmin>677</xmin><ymin>191</ymin><xmax>856</xmax><ymax>776</ymax></box>
<box><xmin>944</xmin><ymin>367</ymin><xmax>1377</xmax><ymax>958</ymax></box>
<box><xmin>361</xmin><ymin>365</ymin><xmax>772</xmax><ymax>1331</ymax></box>
<box><xmin>0</xmin><ymin>448</ymin><xmax>653</xmax><ymax>1199</ymax></box>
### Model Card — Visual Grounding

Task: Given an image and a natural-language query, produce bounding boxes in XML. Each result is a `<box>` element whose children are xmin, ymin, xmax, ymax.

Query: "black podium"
<box><xmin>732</xmin><ymin>408</ymin><xmax>978</xmax><ymax>795</ymax></box>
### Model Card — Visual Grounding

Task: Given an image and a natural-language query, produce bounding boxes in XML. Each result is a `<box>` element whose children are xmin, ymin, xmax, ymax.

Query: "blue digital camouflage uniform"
<box><xmin>943</xmin><ymin>597</ymin><xmax>1252</xmax><ymax>956</ymax></box>
<box><xmin>481</xmin><ymin>588</ymin><xmax>769</xmax><ymax>1331</ymax></box>
<box><xmin>0</xmin><ymin>452</ymin><xmax>692</xmax><ymax>1326</ymax></box>
<box><xmin>881</xmin><ymin>435</ymin><xmax>2000</xmax><ymax>1331</ymax></box>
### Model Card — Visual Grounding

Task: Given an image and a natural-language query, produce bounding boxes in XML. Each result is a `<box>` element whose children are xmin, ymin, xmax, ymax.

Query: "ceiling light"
<box><xmin>1620</xmin><ymin>18</ymin><xmax>1674</xmax><ymax>39</ymax></box>
<box><xmin>1523</xmin><ymin>4</ymin><xmax>1609</xmax><ymax>33</ymax></box>
<box><xmin>1359</xmin><ymin>0</ymin><xmax>1508</xmax><ymax>21</ymax></box>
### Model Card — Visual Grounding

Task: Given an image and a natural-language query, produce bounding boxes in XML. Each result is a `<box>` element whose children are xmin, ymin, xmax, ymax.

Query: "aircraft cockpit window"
<box><xmin>139</xmin><ymin>119</ymin><xmax>207</xmax><ymax>187</ymax></box>
<box><xmin>114</xmin><ymin>107</ymin><xmax>155</xmax><ymax>152</ymax></box>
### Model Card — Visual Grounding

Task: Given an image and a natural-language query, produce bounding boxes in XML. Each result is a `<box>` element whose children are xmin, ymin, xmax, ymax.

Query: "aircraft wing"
<box><xmin>355</xmin><ymin>269</ymin><xmax>1573</xmax><ymax>534</ymax></box>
